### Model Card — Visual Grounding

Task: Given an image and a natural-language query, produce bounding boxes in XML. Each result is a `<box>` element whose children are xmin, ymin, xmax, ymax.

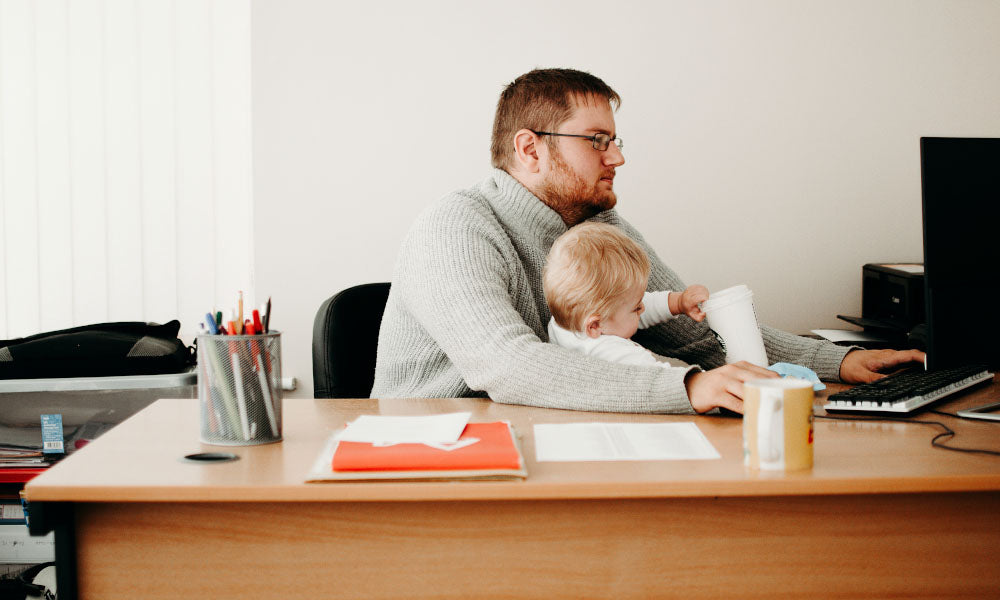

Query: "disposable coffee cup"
<box><xmin>743</xmin><ymin>378</ymin><xmax>814</xmax><ymax>471</ymax></box>
<box><xmin>701</xmin><ymin>284</ymin><xmax>768</xmax><ymax>367</ymax></box>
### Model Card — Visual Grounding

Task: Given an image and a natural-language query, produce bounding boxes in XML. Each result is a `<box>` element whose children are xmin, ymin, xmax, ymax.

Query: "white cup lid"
<box><xmin>745</xmin><ymin>377</ymin><xmax>813</xmax><ymax>389</ymax></box>
<box><xmin>702</xmin><ymin>284</ymin><xmax>752</xmax><ymax>311</ymax></box>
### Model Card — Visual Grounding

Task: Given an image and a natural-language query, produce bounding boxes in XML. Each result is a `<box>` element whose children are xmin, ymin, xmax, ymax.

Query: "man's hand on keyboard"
<box><xmin>839</xmin><ymin>349</ymin><xmax>927</xmax><ymax>384</ymax></box>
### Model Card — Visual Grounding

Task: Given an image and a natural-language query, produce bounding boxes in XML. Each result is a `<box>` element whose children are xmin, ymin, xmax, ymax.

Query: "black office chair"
<box><xmin>312</xmin><ymin>282</ymin><xmax>391</xmax><ymax>399</ymax></box>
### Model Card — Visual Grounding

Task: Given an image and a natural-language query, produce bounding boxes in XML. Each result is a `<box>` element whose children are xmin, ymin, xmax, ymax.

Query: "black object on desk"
<box><xmin>837</xmin><ymin>263</ymin><xmax>924</xmax><ymax>341</ymax></box>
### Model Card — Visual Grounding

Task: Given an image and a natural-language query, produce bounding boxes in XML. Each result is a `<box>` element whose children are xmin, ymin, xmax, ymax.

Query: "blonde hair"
<box><xmin>543</xmin><ymin>222</ymin><xmax>650</xmax><ymax>332</ymax></box>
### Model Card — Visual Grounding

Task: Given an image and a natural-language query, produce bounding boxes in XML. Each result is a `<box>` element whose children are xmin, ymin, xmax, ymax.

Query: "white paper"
<box><xmin>534</xmin><ymin>422</ymin><xmax>720</xmax><ymax>462</ymax></box>
<box><xmin>879</xmin><ymin>263</ymin><xmax>924</xmax><ymax>274</ymax></box>
<box><xmin>810</xmin><ymin>329</ymin><xmax>890</xmax><ymax>343</ymax></box>
<box><xmin>338</xmin><ymin>412</ymin><xmax>471</xmax><ymax>444</ymax></box>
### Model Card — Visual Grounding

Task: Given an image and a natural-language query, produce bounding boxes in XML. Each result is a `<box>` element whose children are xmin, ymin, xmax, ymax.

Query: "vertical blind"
<box><xmin>0</xmin><ymin>0</ymin><xmax>252</xmax><ymax>344</ymax></box>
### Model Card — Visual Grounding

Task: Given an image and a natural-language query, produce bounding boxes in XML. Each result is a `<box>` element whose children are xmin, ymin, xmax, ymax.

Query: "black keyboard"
<box><xmin>824</xmin><ymin>364</ymin><xmax>993</xmax><ymax>414</ymax></box>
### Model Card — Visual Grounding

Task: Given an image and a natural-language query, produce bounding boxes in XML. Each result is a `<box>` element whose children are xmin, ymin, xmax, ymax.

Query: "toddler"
<box><xmin>543</xmin><ymin>222</ymin><xmax>708</xmax><ymax>366</ymax></box>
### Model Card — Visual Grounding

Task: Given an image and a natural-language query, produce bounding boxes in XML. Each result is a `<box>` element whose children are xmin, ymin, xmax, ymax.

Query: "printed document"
<box><xmin>534</xmin><ymin>422</ymin><xmax>720</xmax><ymax>462</ymax></box>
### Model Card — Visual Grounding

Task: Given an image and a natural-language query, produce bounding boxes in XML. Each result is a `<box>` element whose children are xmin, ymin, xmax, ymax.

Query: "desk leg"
<box><xmin>27</xmin><ymin>501</ymin><xmax>77</xmax><ymax>600</ymax></box>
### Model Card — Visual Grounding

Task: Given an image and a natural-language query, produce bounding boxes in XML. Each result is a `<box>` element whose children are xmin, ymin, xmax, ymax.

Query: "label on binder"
<box><xmin>40</xmin><ymin>414</ymin><xmax>65</xmax><ymax>454</ymax></box>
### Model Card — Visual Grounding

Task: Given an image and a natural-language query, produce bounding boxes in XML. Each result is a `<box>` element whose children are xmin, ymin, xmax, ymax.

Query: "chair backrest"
<box><xmin>312</xmin><ymin>282</ymin><xmax>391</xmax><ymax>399</ymax></box>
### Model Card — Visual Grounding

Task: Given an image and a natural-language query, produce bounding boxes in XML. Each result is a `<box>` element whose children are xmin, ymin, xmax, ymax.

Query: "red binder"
<box><xmin>306</xmin><ymin>421</ymin><xmax>527</xmax><ymax>482</ymax></box>
<box><xmin>0</xmin><ymin>468</ymin><xmax>45</xmax><ymax>484</ymax></box>
<box><xmin>334</xmin><ymin>422</ymin><xmax>521</xmax><ymax>471</ymax></box>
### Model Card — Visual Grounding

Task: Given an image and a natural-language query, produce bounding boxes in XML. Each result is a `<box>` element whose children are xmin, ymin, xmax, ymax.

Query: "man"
<box><xmin>371</xmin><ymin>68</ymin><xmax>923</xmax><ymax>414</ymax></box>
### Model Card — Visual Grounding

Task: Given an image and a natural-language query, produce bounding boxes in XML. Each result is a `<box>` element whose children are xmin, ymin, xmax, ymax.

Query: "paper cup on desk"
<box><xmin>743</xmin><ymin>378</ymin><xmax>814</xmax><ymax>471</ymax></box>
<box><xmin>701</xmin><ymin>284</ymin><xmax>768</xmax><ymax>367</ymax></box>
<box><xmin>197</xmin><ymin>332</ymin><xmax>282</xmax><ymax>446</ymax></box>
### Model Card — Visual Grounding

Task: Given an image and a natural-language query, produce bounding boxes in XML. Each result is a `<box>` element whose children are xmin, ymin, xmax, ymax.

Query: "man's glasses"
<box><xmin>531</xmin><ymin>130</ymin><xmax>624</xmax><ymax>152</ymax></box>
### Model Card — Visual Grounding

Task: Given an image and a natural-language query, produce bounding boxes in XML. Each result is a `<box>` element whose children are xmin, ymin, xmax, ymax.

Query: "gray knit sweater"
<box><xmin>371</xmin><ymin>169</ymin><xmax>852</xmax><ymax>413</ymax></box>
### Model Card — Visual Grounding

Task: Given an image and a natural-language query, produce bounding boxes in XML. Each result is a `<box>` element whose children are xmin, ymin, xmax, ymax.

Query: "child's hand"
<box><xmin>678</xmin><ymin>284</ymin><xmax>709</xmax><ymax>322</ymax></box>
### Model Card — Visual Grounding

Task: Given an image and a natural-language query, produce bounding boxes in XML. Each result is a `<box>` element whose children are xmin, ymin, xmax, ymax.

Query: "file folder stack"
<box><xmin>307</xmin><ymin>421</ymin><xmax>527</xmax><ymax>482</ymax></box>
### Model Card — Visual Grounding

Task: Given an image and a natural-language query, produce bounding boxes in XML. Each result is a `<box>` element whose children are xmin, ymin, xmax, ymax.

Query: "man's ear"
<box><xmin>513</xmin><ymin>129</ymin><xmax>542</xmax><ymax>174</ymax></box>
<box><xmin>584</xmin><ymin>315</ymin><xmax>603</xmax><ymax>339</ymax></box>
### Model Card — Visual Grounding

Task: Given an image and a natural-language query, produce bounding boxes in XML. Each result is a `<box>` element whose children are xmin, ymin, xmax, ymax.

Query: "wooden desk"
<box><xmin>25</xmin><ymin>381</ymin><xmax>1000</xmax><ymax>599</ymax></box>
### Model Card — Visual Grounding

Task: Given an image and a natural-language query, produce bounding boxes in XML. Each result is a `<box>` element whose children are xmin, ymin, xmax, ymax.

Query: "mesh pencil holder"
<box><xmin>197</xmin><ymin>332</ymin><xmax>282</xmax><ymax>445</ymax></box>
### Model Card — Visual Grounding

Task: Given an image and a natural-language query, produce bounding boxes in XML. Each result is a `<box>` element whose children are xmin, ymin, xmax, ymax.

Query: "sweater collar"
<box><xmin>485</xmin><ymin>168</ymin><xmax>568</xmax><ymax>240</ymax></box>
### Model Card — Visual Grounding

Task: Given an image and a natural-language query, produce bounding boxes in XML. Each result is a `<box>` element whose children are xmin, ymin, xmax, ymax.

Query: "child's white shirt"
<box><xmin>547</xmin><ymin>291</ymin><xmax>677</xmax><ymax>366</ymax></box>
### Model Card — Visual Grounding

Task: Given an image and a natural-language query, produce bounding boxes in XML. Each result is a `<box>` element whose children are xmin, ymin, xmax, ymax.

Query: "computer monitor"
<box><xmin>920</xmin><ymin>137</ymin><xmax>1000</xmax><ymax>369</ymax></box>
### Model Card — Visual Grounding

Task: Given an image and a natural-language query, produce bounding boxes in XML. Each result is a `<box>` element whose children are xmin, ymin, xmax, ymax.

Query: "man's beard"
<box><xmin>539</xmin><ymin>150</ymin><xmax>617</xmax><ymax>226</ymax></box>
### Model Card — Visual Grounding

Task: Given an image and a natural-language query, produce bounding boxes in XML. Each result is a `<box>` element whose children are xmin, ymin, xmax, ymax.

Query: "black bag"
<box><xmin>0</xmin><ymin>561</ymin><xmax>56</xmax><ymax>600</ymax></box>
<box><xmin>0</xmin><ymin>320</ymin><xmax>195</xmax><ymax>380</ymax></box>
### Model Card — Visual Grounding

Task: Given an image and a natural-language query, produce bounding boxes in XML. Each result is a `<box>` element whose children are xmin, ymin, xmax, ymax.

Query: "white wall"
<box><xmin>252</xmin><ymin>0</ymin><xmax>1000</xmax><ymax>398</ymax></box>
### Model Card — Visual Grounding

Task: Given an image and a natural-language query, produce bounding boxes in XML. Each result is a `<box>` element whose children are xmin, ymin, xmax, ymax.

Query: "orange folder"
<box><xmin>333</xmin><ymin>422</ymin><xmax>521</xmax><ymax>472</ymax></box>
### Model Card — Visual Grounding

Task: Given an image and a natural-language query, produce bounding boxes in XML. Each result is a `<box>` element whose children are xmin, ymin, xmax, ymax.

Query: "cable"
<box><xmin>815</xmin><ymin>413</ymin><xmax>1000</xmax><ymax>457</ymax></box>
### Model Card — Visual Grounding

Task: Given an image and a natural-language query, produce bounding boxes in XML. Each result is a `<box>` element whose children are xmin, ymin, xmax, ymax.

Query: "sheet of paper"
<box><xmin>339</xmin><ymin>412</ymin><xmax>471</xmax><ymax>444</ymax></box>
<box><xmin>879</xmin><ymin>263</ymin><xmax>924</xmax><ymax>274</ymax></box>
<box><xmin>810</xmin><ymin>329</ymin><xmax>890</xmax><ymax>343</ymax></box>
<box><xmin>534</xmin><ymin>422</ymin><xmax>720</xmax><ymax>462</ymax></box>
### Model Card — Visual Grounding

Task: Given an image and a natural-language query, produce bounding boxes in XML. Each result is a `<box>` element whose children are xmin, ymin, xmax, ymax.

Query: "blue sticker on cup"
<box><xmin>41</xmin><ymin>414</ymin><xmax>65</xmax><ymax>454</ymax></box>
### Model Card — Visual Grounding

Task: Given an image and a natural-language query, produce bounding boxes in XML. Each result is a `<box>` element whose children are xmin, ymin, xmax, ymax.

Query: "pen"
<box><xmin>205</xmin><ymin>312</ymin><xmax>220</xmax><ymax>335</ymax></box>
<box><xmin>237</xmin><ymin>291</ymin><xmax>244</xmax><ymax>335</ymax></box>
<box><xmin>252</xmin><ymin>309</ymin><xmax>262</xmax><ymax>334</ymax></box>
<box><xmin>263</xmin><ymin>297</ymin><xmax>272</xmax><ymax>333</ymax></box>
<box><xmin>229</xmin><ymin>351</ymin><xmax>252</xmax><ymax>441</ymax></box>
<box><xmin>245</xmin><ymin>320</ymin><xmax>279</xmax><ymax>438</ymax></box>
<box><xmin>204</xmin><ymin>336</ymin><xmax>240</xmax><ymax>434</ymax></box>
<box><xmin>256</xmin><ymin>351</ymin><xmax>279</xmax><ymax>437</ymax></box>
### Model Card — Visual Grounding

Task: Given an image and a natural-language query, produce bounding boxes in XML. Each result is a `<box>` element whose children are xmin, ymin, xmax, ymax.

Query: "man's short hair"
<box><xmin>491</xmin><ymin>68</ymin><xmax>621</xmax><ymax>171</ymax></box>
<box><xmin>543</xmin><ymin>222</ymin><xmax>650</xmax><ymax>332</ymax></box>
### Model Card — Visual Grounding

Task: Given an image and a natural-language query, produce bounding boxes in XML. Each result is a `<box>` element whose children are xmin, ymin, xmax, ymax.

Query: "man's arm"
<box><xmin>759</xmin><ymin>325</ymin><xmax>853</xmax><ymax>380</ymax></box>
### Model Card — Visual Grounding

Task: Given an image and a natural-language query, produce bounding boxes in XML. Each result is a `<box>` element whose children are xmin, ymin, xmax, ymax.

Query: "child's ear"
<box><xmin>584</xmin><ymin>315</ymin><xmax>603</xmax><ymax>339</ymax></box>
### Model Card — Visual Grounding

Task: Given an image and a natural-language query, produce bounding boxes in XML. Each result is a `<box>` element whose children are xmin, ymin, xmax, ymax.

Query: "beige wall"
<box><xmin>252</xmin><ymin>0</ymin><xmax>1000</xmax><ymax>398</ymax></box>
